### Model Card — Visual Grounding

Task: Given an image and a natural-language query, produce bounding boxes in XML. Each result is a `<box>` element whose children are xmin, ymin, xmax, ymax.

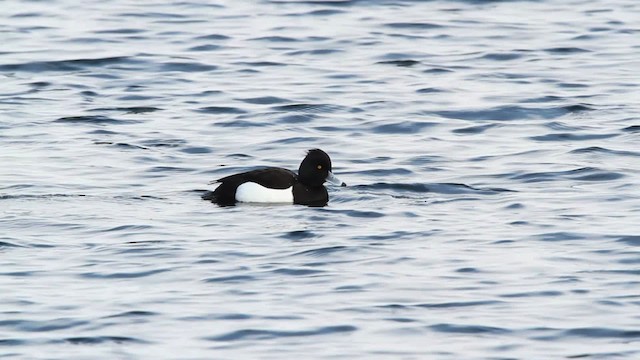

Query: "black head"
<box><xmin>298</xmin><ymin>149</ymin><xmax>333</xmax><ymax>187</ymax></box>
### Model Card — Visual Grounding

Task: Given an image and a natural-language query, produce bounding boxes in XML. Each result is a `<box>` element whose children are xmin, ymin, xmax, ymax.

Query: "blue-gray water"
<box><xmin>2</xmin><ymin>0</ymin><xmax>640</xmax><ymax>358</ymax></box>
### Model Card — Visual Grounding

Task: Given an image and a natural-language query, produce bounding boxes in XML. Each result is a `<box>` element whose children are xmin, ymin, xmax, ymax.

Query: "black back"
<box><xmin>203</xmin><ymin>167</ymin><xmax>296</xmax><ymax>206</ymax></box>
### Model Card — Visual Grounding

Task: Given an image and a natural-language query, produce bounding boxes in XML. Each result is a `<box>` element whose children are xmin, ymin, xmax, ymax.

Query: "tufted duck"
<box><xmin>202</xmin><ymin>149</ymin><xmax>346</xmax><ymax>206</ymax></box>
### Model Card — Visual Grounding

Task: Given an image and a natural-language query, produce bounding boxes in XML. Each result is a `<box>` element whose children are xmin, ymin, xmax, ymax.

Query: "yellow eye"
<box><xmin>317</xmin><ymin>165</ymin><xmax>322</xmax><ymax>170</ymax></box>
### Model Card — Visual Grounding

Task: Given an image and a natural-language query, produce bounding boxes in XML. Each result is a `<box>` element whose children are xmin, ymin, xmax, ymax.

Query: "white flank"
<box><xmin>235</xmin><ymin>182</ymin><xmax>294</xmax><ymax>204</ymax></box>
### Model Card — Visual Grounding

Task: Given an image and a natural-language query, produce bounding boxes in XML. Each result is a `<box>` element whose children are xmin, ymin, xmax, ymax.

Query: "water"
<box><xmin>1</xmin><ymin>0</ymin><xmax>639</xmax><ymax>358</ymax></box>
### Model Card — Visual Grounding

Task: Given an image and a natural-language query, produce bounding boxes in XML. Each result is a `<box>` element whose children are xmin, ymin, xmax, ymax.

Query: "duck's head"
<box><xmin>298</xmin><ymin>149</ymin><xmax>346</xmax><ymax>187</ymax></box>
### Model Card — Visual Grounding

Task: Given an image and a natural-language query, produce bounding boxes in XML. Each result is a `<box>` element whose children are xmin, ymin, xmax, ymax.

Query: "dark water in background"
<box><xmin>1</xmin><ymin>0</ymin><xmax>640</xmax><ymax>358</ymax></box>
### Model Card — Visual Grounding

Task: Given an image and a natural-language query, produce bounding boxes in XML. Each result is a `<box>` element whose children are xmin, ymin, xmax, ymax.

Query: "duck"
<box><xmin>202</xmin><ymin>149</ymin><xmax>346</xmax><ymax>206</ymax></box>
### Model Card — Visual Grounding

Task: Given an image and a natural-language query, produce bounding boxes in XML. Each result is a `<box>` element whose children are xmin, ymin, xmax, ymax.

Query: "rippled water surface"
<box><xmin>2</xmin><ymin>0</ymin><xmax>640</xmax><ymax>358</ymax></box>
